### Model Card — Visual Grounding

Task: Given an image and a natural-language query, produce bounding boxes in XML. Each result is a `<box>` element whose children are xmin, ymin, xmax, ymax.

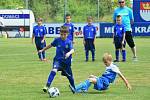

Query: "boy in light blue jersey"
<box><xmin>69</xmin><ymin>53</ymin><xmax>131</xmax><ymax>93</ymax></box>
<box><xmin>32</xmin><ymin>18</ymin><xmax>47</xmax><ymax>61</ymax></box>
<box><xmin>63</xmin><ymin>13</ymin><xmax>75</xmax><ymax>43</ymax></box>
<box><xmin>83</xmin><ymin>16</ymin><xmax>96</xmax><ymax>62</ymax></box>
<box><xmin>39</xmin><ymin>26</ymin><xmax>75</xmax><ymax>93</ymax></box>
<box><xmin>113</xmin><ymin>0</ymin><xmax>137</xmax><ymax>61</ymax></box>
<box><xmin>113</xmin><ymin>15</ymin><xmax>126</xmax><ymax>62</ymax></box>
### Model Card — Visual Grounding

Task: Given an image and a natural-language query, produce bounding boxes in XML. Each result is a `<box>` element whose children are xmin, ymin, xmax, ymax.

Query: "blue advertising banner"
<box><xmin>100</xmin><ymin>22</ymin><xmax>150</xmax><ymax>38</ymax></box>
<box><xmin>133</xmin><ymin>0</ymin><xmax>150</xmax><ymax>22</ymax></box>
<box><xmin>0</xmin><ymin>14</ymin><xmax>30</xmax><ymax>19</ymax></box>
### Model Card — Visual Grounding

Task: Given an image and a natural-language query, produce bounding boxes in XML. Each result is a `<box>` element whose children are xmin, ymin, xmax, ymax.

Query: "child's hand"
<box><xmin>83</xmin><ymin>40</ymin><xmax>85</xmax><ymax>45</ymax></box>
<box><xmin>65</xmin><ymin>52</ymin><xmax>70</xmax><ymax>59</ymax></box>
<box><xmin>38</xmin><ymin>50</ymin><xmax>43</xmax><ymax>53</ymax></box>
<box><xmin>122</xmin><ymin>41</ymin><xmax>124</xmax><ymax>45</ymax></box>
<box><xmin>126</xmin><ymin>84</ymin><xmax>132</xmax><ymax>90</ymax></box>
<box><xmin>41</xmin><ymin>39</ymin><xmax>45</xmax><ymax>43</ymax></box>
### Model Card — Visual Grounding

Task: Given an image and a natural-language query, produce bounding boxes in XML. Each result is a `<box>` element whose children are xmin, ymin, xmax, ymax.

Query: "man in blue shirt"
<box><xmin>113</xmin><ymin>15</ymin><xmax>126</xmax><ymax>62</ymax></box>
<box><xmin>32</xmin><ymin>18</ymin><xmax>47</xmax><ymax>61</ymax></box>
<box><xmin>83</xmin><ymin>16</ymin><xmax>96</xmax><ymax>62</ymax></box>
<box><xmin>113</xmin><ymin>0</ymin><xmax>137</xmax><ymax>61</ymax></box>
<box><xmin>63</xmin><ymin>13</ymin><xmax>75</xmax><ymax>43</ymax></box>
<box><xmin>69</xmin><ymin>53</ymin><xmax>131</xmax><ymax>93</ymax></box>
<box><xmin>39</xmin><ymin>26</ymin><xmax>75</xmax><ymax>93</ymax></box>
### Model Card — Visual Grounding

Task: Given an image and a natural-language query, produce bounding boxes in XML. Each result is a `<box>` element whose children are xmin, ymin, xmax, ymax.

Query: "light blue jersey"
<box><xmin>101</xmin><ymin>63</ymin><xmax>121</xmax><ymax>83</ymax></box>
<box><xmin>113</xmin><ymin>6</ymin><xmax>134</xmax><ymax>31</ymax></box>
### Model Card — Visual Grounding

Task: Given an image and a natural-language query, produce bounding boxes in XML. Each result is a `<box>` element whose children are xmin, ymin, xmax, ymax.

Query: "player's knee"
<box><xmin>88</xmin><ymin>78</ymin><xmax>97</xmax><ymax>84</ymax></box>
<box><xmin>52</xmin><ymin>69</ymin><xmax>57</xmax><ymax>72</ymax></box>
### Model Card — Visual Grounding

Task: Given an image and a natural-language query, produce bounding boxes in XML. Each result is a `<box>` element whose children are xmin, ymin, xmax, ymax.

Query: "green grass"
<box><xmin>0</xmin><ymin>38</ymin><xmax>150</xmax><ymax>100</ymax></box>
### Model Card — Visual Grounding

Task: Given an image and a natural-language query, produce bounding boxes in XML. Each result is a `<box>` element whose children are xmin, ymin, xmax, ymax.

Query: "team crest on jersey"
<box><xmin>40</xmin><ymin>29</ymin><xmax>43</xmax><ymax>32</ymax></box>
<box><xmin>66</xmin><ymin>44</ymin><xmax>69</xmax><ymax>48</ymax></box>
<box><xmin>120</xmin><ymin>28</ymin><xmax>122</xmax><ymax>30</ymax></box>
<box><xmin>69</xmin><ymin>26</ymin><xmax>72</xmax><ymax>29</ymax></box>
<box><xmin>140</xmin><ymin>2</ymin><xmax>150</xmax><ymax>21</ymax></box>
<box><xmin>58</xmin><ymin>45</ymin><xmax>61</xmax><ymax>47</ymax></box>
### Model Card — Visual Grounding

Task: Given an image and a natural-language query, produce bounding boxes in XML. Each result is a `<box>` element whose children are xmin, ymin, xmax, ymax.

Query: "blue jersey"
<box><xmin>33</xmin><ymin>25</ymin><xmax>47</xmax><ymax>37</ymax></box>
<box><xmin>63</xmin><ymin>23</ymin><xmax>74</xmax><ymax>41</ymax></box>
<box><xmin>51</xmin><ymin>37</ymin><xmax>73</xmax><ymax>63</ymax></box>
<box><xmin>83</xmin><ymin>24</ymin><xmax>96</xmax><ymax>39</ymax></box>
<box><xmin>114</xmin><ymin>24</ymin><xmax>125</xmax><ymax>38</ymax></box>
<box><xmin>113</xmin><ymin>6</ymin><xmax>134</xmax><ymax>31</ymax></box>
<box><xmin>101</xmin><ymin>63</ymin><xmax>121</xmax><ymax>84</ymax></box>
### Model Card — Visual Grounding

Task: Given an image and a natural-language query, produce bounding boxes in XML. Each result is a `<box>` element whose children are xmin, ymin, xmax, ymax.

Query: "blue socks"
<box><xmin>115</xmin><ymin>50</ymin><xmax>126</xmax><ymax>61</ymax></box>
<box><xmin>38</xmin><ymin>52</ymin><xmax>45</xmax><ymax>60</ymax></box>
<box><xmin>122</xmin><ymin>50</ymin><xmax>126</xmax><ymax>61</ymax></box>
<box><xmin>91</xmin><ymin>49</ymin><xmax>95</xmax><ymax>61</ymax></box>
<box><xmin>75</xmin><ymin>80</ymin><xmax>91</xmax><ymax>92</ymax></box>
<box><xmin>85</xmin><ymin>50</ymin><xmax>89</xmax><ymax>61</ymax></box>
<box><xmin>46</xmin><ymin>71</ymin><xmax>56</xmax><ymax>87</ymax></box>
<box><xmin>115</xmin><ymin>50</ymin><xmax>119</xmax><ymax>61</ymax></box>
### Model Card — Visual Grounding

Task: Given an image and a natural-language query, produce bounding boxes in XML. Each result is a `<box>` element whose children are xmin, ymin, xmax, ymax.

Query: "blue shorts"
<box><xmin>94</xmin><ymin>77</ymin><xmax>109</xmax><ymax>91</ymax></box>
<box><xmin>53</xmin><ymin>60</ymin><xmax>73</xmax><ymax>77</ymax></box>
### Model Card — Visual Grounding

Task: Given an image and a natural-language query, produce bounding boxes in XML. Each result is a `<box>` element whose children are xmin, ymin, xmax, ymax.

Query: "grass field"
<box><xmin>0</xmin><ymin>38</ymin><xmax>150</xmax><ymax>100</ymax></box>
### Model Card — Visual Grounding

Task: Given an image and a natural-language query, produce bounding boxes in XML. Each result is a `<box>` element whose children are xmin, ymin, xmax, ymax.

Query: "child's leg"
<box><xmin>42</xmin><ymin>41</ymin><xmax>46</xmax><ymax>59</ymax></box>
<box><xmin>91</xmin><ymin>49</ymin><xmax>95</xmax><ymax>61</ymax></box>
<box><xmin>64</xmin><ymin>67</ymin><xmax>75</xmax><ymax>89</ymax></box>
<box><xmin>46</xmin><ymin>69</ymin><xmax>57</xmax><ymax>87</ymax></box>
<box><xmin>85</xmin><ymin>50</ymin><xmax>89</xmax><ymax>61</ymax></box>
<box><xmin>115</xmin><ymin>49</ymin><xmax>119</xmax><ymax>61</ymax></box>
<box><xmin>75</xmin><ymin>77</ymin><xmax>97</xmax><ymax>92</ymax></box>
<box><xmin>75</xmin><ymin>79</ymin><xmax>91</xmax><ymax>92</ymax></box>
<box><xmin>91</xmin><ymin>39</ymin><xmax>95</xmax><ymax>61</ymax></box>
<box><xmin>121</xmin><ymin>48</ymin><xmax>126</xmax><ymax>61</ymax></box>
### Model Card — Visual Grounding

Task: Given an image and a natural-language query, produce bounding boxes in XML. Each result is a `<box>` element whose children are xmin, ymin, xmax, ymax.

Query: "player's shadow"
<box><xmin>87</xmin><ymin>91</ymin><xmax>107</xmax><ymax>94</ymax></box>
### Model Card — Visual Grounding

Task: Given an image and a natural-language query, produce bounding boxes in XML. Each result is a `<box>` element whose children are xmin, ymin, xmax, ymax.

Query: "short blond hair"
<box><xmin>102</xmin><ymin>53</ymin><xmax>112</xmax><ymax>62</ymax></box>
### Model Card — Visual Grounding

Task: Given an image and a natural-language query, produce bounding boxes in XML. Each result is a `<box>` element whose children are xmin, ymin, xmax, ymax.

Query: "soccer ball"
<box><xmin>48</xmin><ymin>87</ymin><xmax>60</xmax><ymax>98</ymax></box>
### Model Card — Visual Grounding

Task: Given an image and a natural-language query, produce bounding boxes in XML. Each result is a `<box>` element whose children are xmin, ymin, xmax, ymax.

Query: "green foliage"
<box><xmin>0</xmin><ymin>0</ymin><xmax>131</xmax><ymax>22</ymax></box>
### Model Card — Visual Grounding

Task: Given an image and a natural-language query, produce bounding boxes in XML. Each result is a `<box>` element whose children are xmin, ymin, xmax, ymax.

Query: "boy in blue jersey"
<box><xmin>32</xmin><ymin>18</ymin><xmax>47</xmax><ymax>61</ymax></box>
<box><xmin>63</xmin><ymin>13</ymin><xmax>75</xmax><ymax>43</ymax></box>
<box><xmin>113</xmin><ymin>15</ymin><xmax>126</xmax><ymax>62</ymax></box>
<box><xmin>39</xmin><ymin>26</ymin><xmax>76</xmax><ymax>93</ymax></box>
<box><xmin>113</xmin><ymin>0</ymin><xmax>137</xmax><ymax>61</ymax></box>
<box><xmin>69</xmin><ymin>53</ymin><xmax>131</xmax><ymax>93</ymax></box>
<box><xmin>83</xmin><ymin>16</ymin><xmax>96</xmax><ymax>62</ymax></box>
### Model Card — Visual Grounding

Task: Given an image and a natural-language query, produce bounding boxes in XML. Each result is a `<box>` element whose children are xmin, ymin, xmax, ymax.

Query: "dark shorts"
<box><xmin>0</xmin><ymin>26</ymin><xmax>3</xmax><ymax>31</ymax></box>
<box><xmin>84</xmin><ymin>39</ymin><xmax>95</xmax><ymax>51</ymax></box>
<box><xmin>35</xmin><ymin>37</ymin><xmax>46</xmax><ymax>51</ymax></box>
<box><xmin>125</xmin><ymin>31</ymin><xmax>135</xmax><ymax>48</ymax></box>
<box><xmin>53</xmin><ymin>60</ymin><xmax>73</xmax><ymax>77</ymax></box>
<box><xmin>114</xmin><ymin>37</ymin><xmax>126</xmax><ymax>49</ymax></box>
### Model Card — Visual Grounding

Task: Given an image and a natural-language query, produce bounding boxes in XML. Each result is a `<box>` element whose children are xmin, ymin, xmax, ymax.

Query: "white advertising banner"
<box><xmin>42</xmin><ymin>23</ymin><xmax>100</xmax><ymax>37</ymax></box>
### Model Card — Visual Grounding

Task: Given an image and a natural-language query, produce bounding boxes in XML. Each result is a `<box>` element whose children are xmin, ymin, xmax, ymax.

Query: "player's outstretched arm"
<box><xmin>39</xmin><ymin>44</ymin><xmax>52</xmax><ymax>53</ymax></box>
<box><xmin>118</xmin><ymin>72</ymin><xmax>132</xmax><ymax>90</ymax></box>
<box><xmin>31</xmin><ymin>34</ymin><xmax>34</xmax><ymax>44</ymax></box>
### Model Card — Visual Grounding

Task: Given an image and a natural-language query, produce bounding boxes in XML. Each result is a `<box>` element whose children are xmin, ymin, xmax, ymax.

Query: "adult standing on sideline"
<box><xmin>32</xmin><ymin>18</ymin><xmax>47</xmax><ymax>61</ymax></box>
<box><xmin>113</xmin><ymin>0</ymin><xmax>137</xmax><ymax>61</ymax></box>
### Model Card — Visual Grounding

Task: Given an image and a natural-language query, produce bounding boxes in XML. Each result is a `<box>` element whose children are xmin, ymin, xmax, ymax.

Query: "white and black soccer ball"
<box><xmin>48</xmin><ymin>87</ymin><xmax>60</xmax><ymax>98</ymax></box>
